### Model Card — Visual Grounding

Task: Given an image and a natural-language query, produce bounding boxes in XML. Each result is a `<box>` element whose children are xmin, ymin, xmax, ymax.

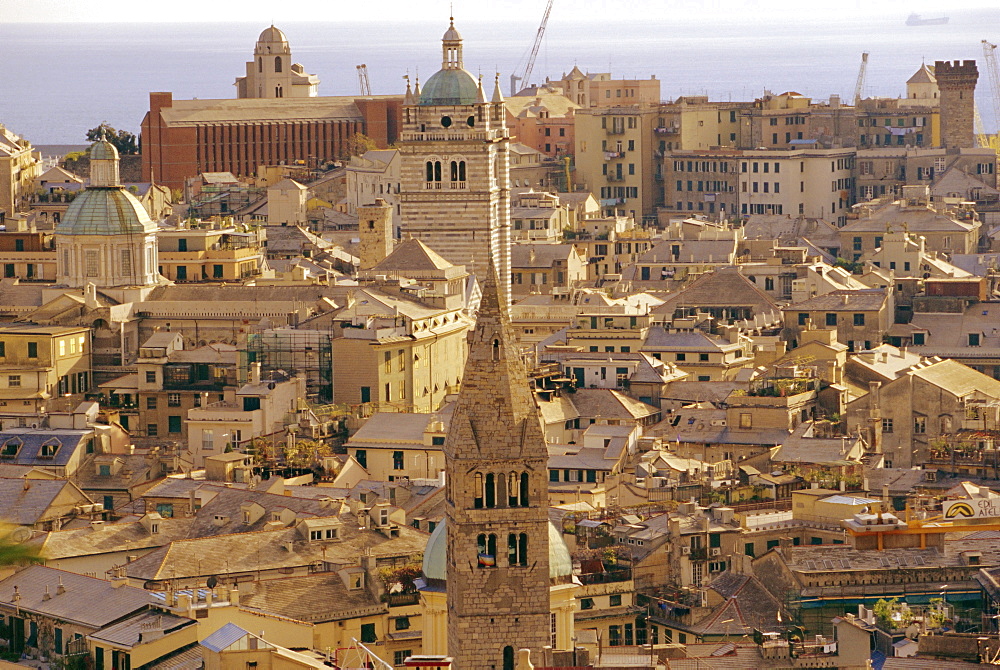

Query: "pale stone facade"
<box><xmin>397</xmin><ymin>20</ymin><xmax>512</xmax><ymax>297</ymax></box>
<box><xmin>266</xmin><ymin>178</ymin><xmax>308</xmax><ymax>227</ymax></box>
<box><xmin>234</xmin><ymin>26</ymin><xmax>319</xmax><ymax>99</ymax></box>
<box><xmin>54</xmin><ymin>138</ymin><xmax>161</xmax><ymax>290</ymax></box>
<box><xmin>0</xmin><ymin>124</ymin><xmax>41</xmax><ymax>216</ymax></box>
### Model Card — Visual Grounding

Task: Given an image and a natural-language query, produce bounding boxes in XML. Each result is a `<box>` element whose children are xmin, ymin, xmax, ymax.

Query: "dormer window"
<box><xmin>1</xmin><ymin>438</ymin><xmax>22</xmax><ymax>458</ymax></box>
<box><xmin>39</xmin><ymin>439</ymin><xmax>61</xmax><ymax>459</ymax></box>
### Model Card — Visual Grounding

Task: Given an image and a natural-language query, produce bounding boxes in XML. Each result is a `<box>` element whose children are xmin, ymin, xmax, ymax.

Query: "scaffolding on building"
<box><xmin>240</xmin><ymin>327</ymin><xmax>334</xmax><ymax>403</ymax></box>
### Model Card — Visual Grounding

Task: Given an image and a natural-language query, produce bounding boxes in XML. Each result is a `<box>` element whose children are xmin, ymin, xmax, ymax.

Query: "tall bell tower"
<box><xmin>397</xmin><ymin>18</ymin><xmax>512</xmax><ymax>298</ymax></box>
<box><xmin>443</xmin><ymin>262</ymin><xmax>551</xmax><ymax>669</ymax></box>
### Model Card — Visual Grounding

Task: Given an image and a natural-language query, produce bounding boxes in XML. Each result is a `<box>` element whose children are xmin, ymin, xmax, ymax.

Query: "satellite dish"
<box><xmin>206</xmin><ymin>576</ymin><xmax>218</xmax><ymax>589</ymax></box>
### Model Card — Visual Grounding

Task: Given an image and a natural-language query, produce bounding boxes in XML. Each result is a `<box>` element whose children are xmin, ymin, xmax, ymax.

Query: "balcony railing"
<box><xmin>604</xmin><ymin>151</ymin><xmax>624</xmax><ymax>160</ymax></box>
<box><xmin>386</xmin><ymin>592</ymin><xmax>421</xmax><ymax>607</ymax></box>
<box><xmin>577</xmin><ymin>568</ymin><xmax>632</xmax><ymax>585</ymax></box>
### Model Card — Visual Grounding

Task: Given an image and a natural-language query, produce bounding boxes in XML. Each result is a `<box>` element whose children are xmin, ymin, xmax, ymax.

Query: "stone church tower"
<box><xmin>398</xmin><ymin>18</ymin><xmax>512</xmax><ymax>297</ymax></box>
<box><xmin>935</xmin><ymin>59</ymin><xmax>979</xmax><ymax>149</ymax></box>
<box><xmin>234</xmin><ymin>26</ymin><xmax>319</xmax><ymax>99</ymax></box>
<box><xmin>443</xmin><ymin>263</ymin><xmax>551</xmax><ymax>668</ymax></box>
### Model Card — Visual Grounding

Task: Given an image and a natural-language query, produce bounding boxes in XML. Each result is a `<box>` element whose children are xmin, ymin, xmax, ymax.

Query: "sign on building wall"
<box><xmin>943</xmin><ymin>498</ymin><xmax>1000</xmax><ymax>520</ymax></box>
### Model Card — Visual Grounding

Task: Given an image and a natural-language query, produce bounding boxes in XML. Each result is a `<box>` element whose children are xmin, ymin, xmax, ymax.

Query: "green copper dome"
<box><xmin>421</xmin><ymin>519</ymin><xmax>573</xmax><ymax>581</ymax></box>
<box><xmin>419</xmin><ymin>68</ymin><xmax>480</xmax><ymax>106</ymax></box>
<box><xmin>55</xmin><ymin>187</ymin><xmax>156</xmax><ymax>236</ymax></box>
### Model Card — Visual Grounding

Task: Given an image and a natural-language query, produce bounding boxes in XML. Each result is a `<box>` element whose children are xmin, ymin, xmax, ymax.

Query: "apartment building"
<box><xmin>156</xmin><ymin>221</ymin><xmax>266</xmax><ymax>282</ymax></box>
<box><xmin>0</xmin><ymin>325</ymin><xmax>92</xmax><ymax>414</ymax></box>
<box><xmin>575</xmin><ymin>105</ymin><xmax>658</xmax><ymax>219</ymax></box>
<box><xmin>0</xmin><ymin>123</ymin><xmax>41</xmax><ymax>216</ymax></box>
<box><xmin>736</xmin><ymin>149</ymin><xmax>855</xmax><ymax>225</ymax></box>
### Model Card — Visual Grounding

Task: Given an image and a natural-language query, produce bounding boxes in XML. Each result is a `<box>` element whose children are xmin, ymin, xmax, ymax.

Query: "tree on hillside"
<box><xmin>341</xmin><ymin>132</ymin><xmax>377</xmax><ymax>160</ymax></box>
<box><xmin>85</xmin><ymin>124</ymin><xmax>139</xmax><ymax>155</ymax></box>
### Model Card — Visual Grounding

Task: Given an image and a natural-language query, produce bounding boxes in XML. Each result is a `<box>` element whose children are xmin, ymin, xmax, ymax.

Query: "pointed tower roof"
<box><xmin>492</xmin><ymin>73</ymin><xmax>505</xmax><ymax>104</ymax></box>
<box><xmin>445</xmin><ymin>263</ymin><xmax>547</xmax><ymax>462</ymax></box>
<box><xmin>403</xmin><ymin>76</ymin><xmax>414</xmax><ymax>105</ymax></box>
<box><xmin>370</xmin><ymin>238</ymin><xmax>455</xmax><ymax>273</ymax></box>
<box><xmin>908</xmin><ymin>63</ymin><xmax>937</xmax><ymax>84</ymax></box>
<box><xmin>476</xmin><ymin>75</ymin><xmax>487</xmax><ymax>103</ymax></box>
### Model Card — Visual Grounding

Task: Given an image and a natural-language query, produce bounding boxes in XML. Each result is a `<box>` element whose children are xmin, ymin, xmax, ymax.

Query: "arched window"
<box><xmin>459</xmin><ymin>161</ymin><xmax>466</xmax><ymax>181</ymax></box>
<box><xmin>478</xmin><ymin>533</ymin><xmax>497</xmax><ymax>567</ymax></box>
<box><xmin>434</xmin><ymin>161</ymin><xmax>442</xmax><ymax>182</ymax></box>
<box><xmin>450</xmin><ymin>161</ymin><xmax>458</xmax><ymax>182</ymax></box>
<box><xmin>274</xmin><ymin>56</ymin><xmax>283</xmax><ymax>73</ymax></box>
<box><xmin>503</xmin><ymin>646</ymin><xmax>515</xmax><ymax>670</ymax></box>
<box><xmin>426</xmin><ymin>161</ymin><xmax>434</xmax><ymax>182</ymax></box>
<box><xmin>520</xmin><ymin>472</ymin><xmax>530</xmax><ymax>507</ymax></box>
<box><xmin>508</xmin><ymin>533</ymin><xmax>528</xmax><ymax>566</ymax></box>
<box><xmin>508</xmin><ymin>472</ymin><xmax>519</xmax><ymax>507</ymax></box>
<box><xmin>485</xmin><ymin>473</ymin><xmax>496</xmax><ymax>508</ymax></box>
<box><xmin>492</xmin><ymin>338</ymin><xmax>500</xmax><ymax>361</ymax></box>
<box><xmin>257</xmin><ymin>57</ymin><xmax>262</xmax><ymax>73</ymax></box>
<box><xmin>473</xmin><ymin>473</ymin><xmax>484</xmax><ymax>509</ymax></box>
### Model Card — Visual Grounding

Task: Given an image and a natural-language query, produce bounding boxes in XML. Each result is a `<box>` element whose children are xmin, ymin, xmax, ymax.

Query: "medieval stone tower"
<box><xmin>935</xmin><ymin>59</ymin><xmax>979</xmax><ymax>149</ymax></box>
<box><xmin>443</xmin><ymin>263</ymin><xmax>551</xmax><ymax>669</ymax></box>
<box><xmin>397</xmin><ymin>18</ymin><xmax>512</xmax><ymax>297</ymax></box>
<box><xmin>357</xmin><ymin>198</ymin><xmax>394</xmax><ymax>270</ymax></box>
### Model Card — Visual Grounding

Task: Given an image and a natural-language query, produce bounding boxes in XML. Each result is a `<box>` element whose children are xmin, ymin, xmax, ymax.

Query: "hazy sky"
<box><xmin>3</xmin><ymin>0</ymin><xmax>995</xmax><ymax>23</ymax></box>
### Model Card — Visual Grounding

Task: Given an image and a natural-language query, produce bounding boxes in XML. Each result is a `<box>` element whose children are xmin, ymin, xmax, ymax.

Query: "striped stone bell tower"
<box><xmin>443</xmin><ymin>262</ymin><xmax>550</xmax><ymax>669</ymax></box>
<box><xmin>397</xmin><ymin>18</ymin><xmax>512</xmax><ymax>299</ymax></box>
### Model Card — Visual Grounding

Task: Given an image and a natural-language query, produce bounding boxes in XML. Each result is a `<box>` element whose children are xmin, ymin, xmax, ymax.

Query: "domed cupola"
<box><xmin>54</xmin><ymin>135</ymin><xmax>160</xmax><ymax>289</ymax></box>
<box><xmin>255</xmin><ymin>25</ymin><xmax>290</xmax><ymax>55</ymax></box>
<box><xmin>418</xmin><ymin>17</ymin><xmax>481</xmax><ymax>106</ymax></box>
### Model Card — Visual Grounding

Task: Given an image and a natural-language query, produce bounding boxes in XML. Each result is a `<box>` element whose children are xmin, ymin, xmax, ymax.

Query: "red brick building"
<box><xmin>141</xmin><ymin>92</ymin><xmax>403</xmax><ymax>189</ymax></box>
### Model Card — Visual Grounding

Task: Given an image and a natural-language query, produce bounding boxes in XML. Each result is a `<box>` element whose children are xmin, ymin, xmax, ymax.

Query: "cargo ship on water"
<box><xmin>906</xmin><ymin>12</ymin><xmax>949</xmax><ymax>26</ymax></box>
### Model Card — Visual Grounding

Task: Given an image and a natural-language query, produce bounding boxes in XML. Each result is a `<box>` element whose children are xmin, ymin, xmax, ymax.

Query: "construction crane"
<box><xmin>853</xmin><ymin>52</ymin><xmax>869</xmax><ymax>106</ymax></box>
<box><xmin>356</xmin><ymin>64</ymin><xmax>371</xmax><ymax>96</ymax></box>
<box><xmin>981</xmin><ymin>40</ymin><xmax>1000</xmax><ymax>150</ymax></box>
<box><xmin>509</xmin><ymin>0</ymin><xmax>554</xmax><ymax>96</ymax></box>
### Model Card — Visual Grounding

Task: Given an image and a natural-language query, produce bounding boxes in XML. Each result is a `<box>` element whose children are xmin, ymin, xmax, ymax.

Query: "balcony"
<box><xmin>688</xmin><ymin>547</ymin><xmax>708</xmax><ymax>561</ymax></box>
<box><xmin>603</xmin><ymin>151</ymin><xmax>624</xmax><ymax>160</ymax></box>
<box><xmin>386</xmin><ymin>592</ymin><xmax>421</xmax><ymax>607</ymax></box>
<box><xmin>607</xmin><ymin>174</ymin><xmax>626</xmax><ymax>183</ymax></box>
<box><xmin>577</xmin><ymin>568</ymin><xmax>632</xmax><ymax>586</ymax></box>
<box><xmin>655</xmin><ymin>126</ymin><xmax>680</xmax><ymax>134</ymax></box>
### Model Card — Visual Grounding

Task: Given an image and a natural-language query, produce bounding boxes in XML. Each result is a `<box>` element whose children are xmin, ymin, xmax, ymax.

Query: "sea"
<box><xmin>1</xmin><ymin>8</ymin><xmax>999</xmax><ymax>147</ymax></box>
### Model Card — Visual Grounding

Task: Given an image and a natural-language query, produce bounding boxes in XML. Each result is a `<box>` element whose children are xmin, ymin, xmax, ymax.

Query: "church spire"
<box><xmin>403</xmin><ymin>74</ymin><xmax>414</xmax><ymax>105</ymax></box>
<box><xmin>492</xmin><ymin>72</ymin><xmax>505</xmax><ymax>104</ymax></box>
<box><xmin>444</xmin><ymin>262</ymin><xmax>546</xmax><ymax>462</ymax></box>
